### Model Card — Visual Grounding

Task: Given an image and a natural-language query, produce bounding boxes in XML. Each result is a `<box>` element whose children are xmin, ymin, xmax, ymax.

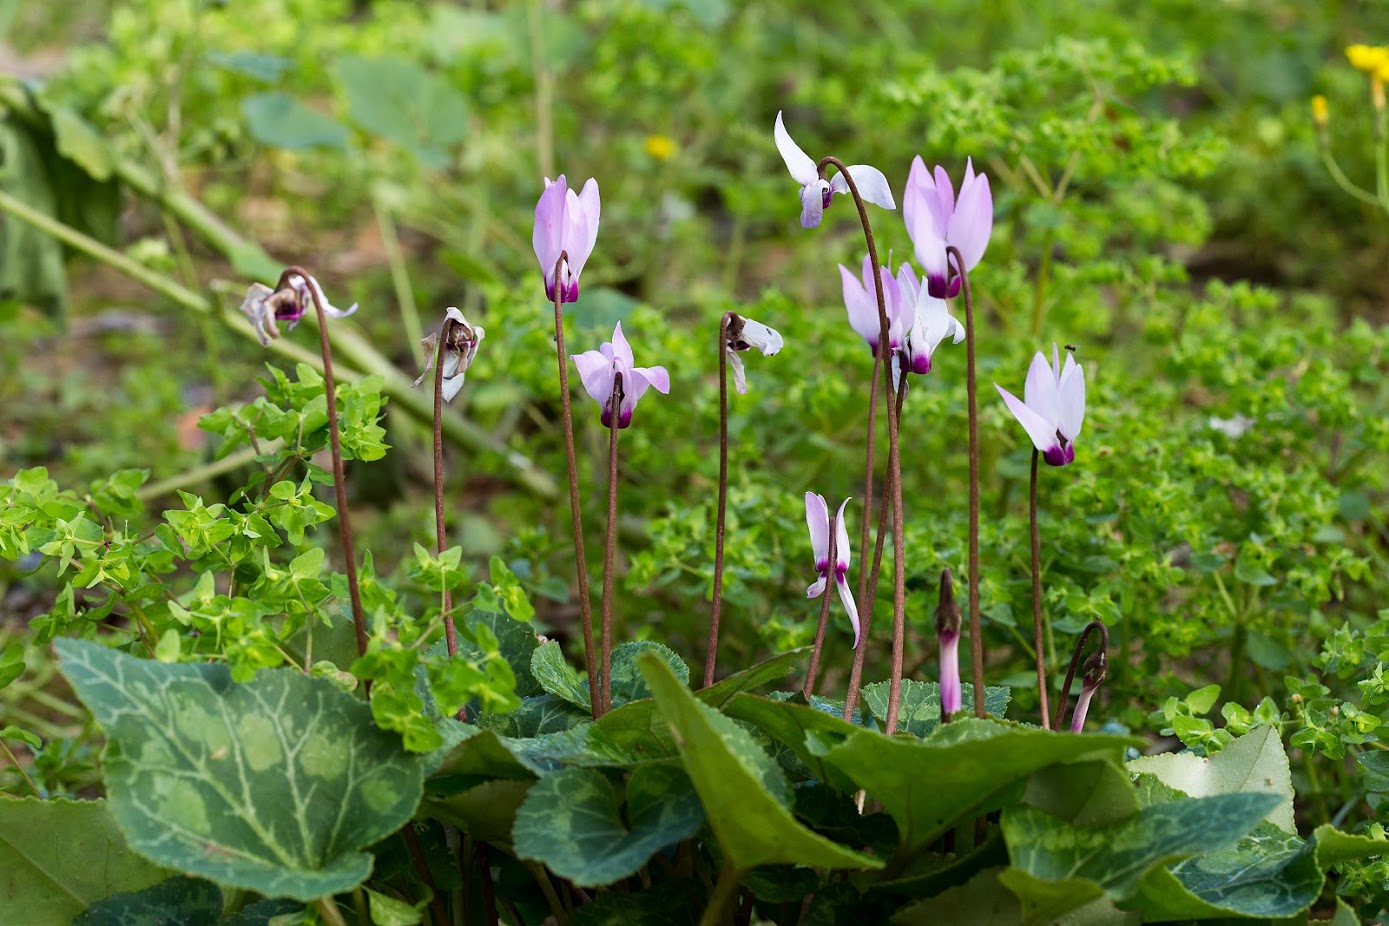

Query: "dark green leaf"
<box><xmin>241</xmin><ymin>92</ymin><xmax>348</xmax><ymax>150</ymax></box>
<box><xmin>334</xmin><ymin>55</ymin><xmax>468</xmax><ymax>166</ymax></box>
<box><xmin>861</xmin><ymin>680</ymin><xmax>1010</xmax><ymax>737</ymax></box>
<box><xmin>71</xmin><ymin>877</ymin><xmax>221</xmax><ymax>926</ymax></box>
<box><xmin>56</xmin><ymin>640</ymin><xmax>423</xmax><ymax>901</ymax></box>
<box><xmin>698</xmin><ymin>648</ymin><xmax>807</xmax><ymax>709</ymax></box>
<box><xmin>609</xmin><ymin>641</ymin><xmax>688</xmax><ymax>708</ymax></box>
<box><xmin>1128</xmin><ymin>727</ymin><xmax>1294</xmax><ymax>832</ymax></box>
<box><xmin>530</xmin><ymin>640</ymin><xmax>590</xmax><ymax>710</ymax></box>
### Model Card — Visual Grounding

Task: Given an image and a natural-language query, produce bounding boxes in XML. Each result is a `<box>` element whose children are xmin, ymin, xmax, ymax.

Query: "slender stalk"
<box><xmin>803</xmin><ymin>513</ymin><xmax>837</xmax><ymax>700</ymax></box>
<box><xmin>434</xmin><ymin>322</ymin><xmax>458</xmax><ymax>658</ymax></box>
<box><xmin>0</xmin><ymin>738</ymin><xmax>40</xmax><ymax>797</ymax></box>
<box><xmin>1029</xmin><ymin>450</ymin><xmax>1051</xmax><ymax>729</ymax></box>
<box><xmin>599</xmin><ymin>373</ymin><xmax>624</xmax><ymax>716</ymax></box>
<box><xmin>553</xmin><ymin>255</ymin><xmax>600</xmax><ymax>714</ymax></box>
<box><xmin>843</xmin><ymin>370</ymin><xmax>906</xmax><ymax>721</ymax></box>
<box><xmin>699</xmin><ymin>864</ymin><xmax>743</xmax><ymax>926</ymax></box>
<box><xmin>948</xmin><ymin>246</ymin><xmax>986</xmax><ymax>718</ymax></box>
<box><xmin>476</xmin><ymin>843</ymin><xmax>500</xmax><ymax>926</ymax></box>
<box><xmin>313</xmin><ymin>899</ymin><xmax>348</xmax><ymax>926</ymax></box>
<box><xmin>882</xmin><ymin>366</ymin><xmax>908</xmax><ymax>734</ymax></box>
<box><xmin>705</xmin><ymin>312</ymin><xmax>736</xmax><ymax>688</ymax></box>
<box><xmin>375</xmin><ymin>198</ymin><xmax>426</xmax><ymax>368</ymax></box>
<box><xmin>401</xmin><ymin>826</ymin><xmax>450</xmax><ymax>926</ymax></box>
<box><xmin>1055</xmin><ymin>620</ymin><xmax>1108</xmax><ymax>732</ymax></box>
<box><xmin>818</xmin><ymin>156</ymin><xmax>904</xmax><ymax>731</ymax></box>
<box><xmin>284</xmin><ymin>265</ymin><xmax>367</xmax><ymax>658</ymax></box>
<box><xmin>526</xmin><ymin>862</ymin><xmax>568</xmax><ymax>925</ymax></box>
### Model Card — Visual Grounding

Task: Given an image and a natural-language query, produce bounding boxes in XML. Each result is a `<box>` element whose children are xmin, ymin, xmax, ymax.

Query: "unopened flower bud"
<box><xmin>935</xmin><ymin>568</ymin><xmax>963</xmax><ymax>720</ymax></box>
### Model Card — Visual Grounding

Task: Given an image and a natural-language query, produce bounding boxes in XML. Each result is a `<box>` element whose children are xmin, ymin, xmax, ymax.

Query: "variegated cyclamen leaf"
<box><xmin>55</xmin><ymin>639</ymin><xmax>423</xmax><ymax>901</ymax></box>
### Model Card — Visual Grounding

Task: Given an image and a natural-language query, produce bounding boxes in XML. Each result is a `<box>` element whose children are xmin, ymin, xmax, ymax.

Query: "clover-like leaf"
<box><xmin>56</xmin><ymin>640</ymin><xmax>423</xmax><ymax>901</ymax></box>
<box><xmin>513</xmin><ymin>765</ymin><xmax>704</xmax><ymax>886</ymax></box>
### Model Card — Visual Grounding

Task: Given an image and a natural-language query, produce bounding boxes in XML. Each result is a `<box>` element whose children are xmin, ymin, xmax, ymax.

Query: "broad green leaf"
<box><xmin>638</xmin><ymin>653</ymin><xmax>882</xmax><ymax>872</ymax></box>
<box><xmin>531</xmin><ymin>640</ymin><xmax>590</xmax><ymax>710</ymax></box>
<box><xmin>822</xmin><ymin>718</ymin><xmax>1141</xmax><ymax>854</ymax></box>
<box><xmin>0</xmin><ymin>122</ymin><xmax>68</xmax><ymax>317</ymax></box>
<box><xmin>698</xmin><ymin>648</ymin><xmax>807</xmax><ymax>709</ymax></box>
<box><xmin>1311</xmin><ymin>822</ymin><xmax>1389</xmax><ymax>867</ymax></box>
<box><xmin>223</xmin><ymin>899</ymin><xmax>303</xmax><ymax>925</ymax></box>
<box><xmin>478</xmin><ymin>694</ymin><xmax>588</xmax><ymax>737</ymax></box>
<box><xmin>0</xmin><ymin>798</ymin><xmax>169</xmax><ymax>926</ymax></box>
<box><xmin>861</xmin><ymin>680</ymin><xmax>1010</xmax><ymax>736</ymax></box>
<box><xmin>1023</xmin><ymin>760</ymin><xmax>1140</xmax><ymax>828</ymax></box>
<box><xmin>463</xmin><ymin>609</ymin><xmax>542</xmax><ymax>698</ymax></box>
<box><xmin>429</xmin><ymin>726</ymin><xmax>537</xmax><ymax>781</ymax></box>
<box><xmin>241</xmin><ymin>92</ymin><xmax>348</xmax><ymax>150</ymax></box>
<box><xmin>609</xmin><ymin>641</ymin><xmax>688</xmax><ymax>708</ymax></box>
<box><xmin>513</xmin><ymin>765</ymin><xmax>703</xmax><ymax>886</ymax></box>
<box><xmin>723</xmin><ymin>693</ymin><xmax>862</xmax><ymax>791</ymax></box>
<box><xmin>71</xmin><ymin>877</ymin><xmax>221</xmax><ymax>925</ymax></box>
<box><xmin>421</xmin><ymin>779</ymin><xmax>532</xmax><ymax>853</ymax></box>
<box><xmin>334</xmin><ymin>55</ymin><xmax>468</xmax><ymax>166</ymax></box>
<box><xmin>1311</xmin><ymin>899</ymin><xmax>1363</xmax><ymax>926</ymax></box>
<box><xmin>567</xmin><ymin>881</ymin><xmax>702</xmax><ymax>926</ymax></box>
<box><xmin>367</xmin><ymin>887</ymin><xmax>425</xmax><ymax>925</ymax></box>
<box><xmin>1128</xmin><ymin>727</ymin><xmax>1294</xmax><ymax>832</ymax></box>
<box><xmin>56</xmin><ymin>640</ymin><xmax>424</xmax><ymax>901</ymax></box>
<box><xmin>893</xmin><ymin>868</ymin><xmax>1025</xmax><ymax>925</ymax></box>
<box><xmin>44</xmin><ymin>105</ymin><xmax>114</xmax><ymax>181</ymax></box>
<box><xmin>1000</xmin><ymin>793</ymin><xmax>1279</xmax><ymax>922</ymax></box>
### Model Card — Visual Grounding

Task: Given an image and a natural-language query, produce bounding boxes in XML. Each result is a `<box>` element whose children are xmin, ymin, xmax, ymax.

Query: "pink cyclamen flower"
<box><xmin>571</xmin><ymin>322</ymin><xmax>670</xmax><ymax>429</ymax></box>
<box><xmin>935</xmin><ymin>568</ymin><xmax>963</xmax><ymax>718</ymax></box>
<box><xmin>725</xmin><ymin>316</ymin><xmax>783</xmax><ymax>395</ymax></box>
<box><xmin>804</xmin><ymin>493</ymin><xmax>861</xmax><ymax>648</ymax></box>
<box><xmin>774</xmin><ymin>112</ymin><xmax>895</xmax><ymax>229</ymax></box>
<box><xmin>995</xmin><ymin>344</ymin><xmax>1086</xmax><ymax>466</ymax></box>
<box><xmin>839</xmin><ymin>254</ymin><xmax>909</xmax><ymax>354</ymax></box>
<box><xmin>903</xmin><ymin>156</ymin><xmax>993</xmax><ymax>298</ymax></box>
<box><xmin>239</xmin><ymin>272</ymin><xmax>357</xmax><ymax>346</ymax></box>
<box><xmin>895</xmin><ymin>262</ymin><xmax>964</xmax><ymax>378</ymax></box>
<box><xmin>533</xmin><ymin>175</ymin><xmax>600</xmax><ymax>304</ymax></box>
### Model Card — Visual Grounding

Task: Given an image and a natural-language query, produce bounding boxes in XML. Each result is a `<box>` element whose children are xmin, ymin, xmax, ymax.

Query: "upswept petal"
<box><xmin>610</xmin><ymin>321</ymin><xmax>636</xmax><ymax>367</ymax></box>
<box><xmin>835</xmin><ymin>575</ymin><xmax>861</xmax><ymax>649</ymax></box>
<box><xmin>1058</xmin><ymin>357</ymin><xmax>1085</xmax><ymax>441</ymax></box>
<box><xmin>841</xmin><ymin>164</ymin><xmax>896</xmax><ymax>211</ymax></box>
<box><xmin>834</xmin><ymin>498</ymin><xmax>852</xmax><ymax>571</ymax></box>
<box><xmin>572</xmin><ymin>350</ymin><xmax>615</xmax><ymax>406</ymax></box>
<box><xmin>996</xmin><ymin>383</ymin><xmax>1061</xmax><ymax>456</ymax></box>
<box><xmin>774</xmin><ymin>112</ymin><xmax>820</xmax><ymax>185</ymax></box>
<box><xmin>532</xmin><ymin>176</ymin><xmax>568</xmax><ymax>288</ymax></box>
<box><xmin>840</xmin><ymin>263</ymin><xmax>880</xmax><ymax>349</ymax></box>
<box><xmin>1023</xmin><ymin>351</ymin><xmax>1060</xmax><ymax>431</ymax></box>
<box><xmin>737</xmin><ymin>319</ymin><xmax>783</xmax><ymax>356</ymax></box>
<box><xmin>631</xmin><ymin>364</ymin><xmax>671</xmax><ymax>395</ymax></box>
<box><xmin>799</xmin><ymin>181</ymin><xmax>827</xmax><ymax>228</ymax></box>
<box><xmin>562</xmin><ymin>194</ymin><xmax>595</xmax><ymax>286</ymax></box>
<box><xmin>930</xmin><ymin>165</ymin><xmax>956</xmax><ymax>229</ymax></box>
<box><xmin>950</xmin><ymin>171</ymin><xmax>993</xmax><ymax>272</ymax></box>
<box><xmin>576</xmin><ymin>178</ymin><xmax>601</xmax><ymax>239</ymax></box>
<box><xmin>807</xmin><ymin>574</ymin><xmax>828</xmax><ymax>599</ymax></box>
<box><xmin>908</xmin><ymin>216</ymin><xmax>950</xmax><ymax>299</ymax></box>
<box><xmin>805</xmin><ymin>492</ymin><xmax>829</xmax><ymax>567</ymax></box>
<box><xmin>903</xmin><ymin>156</ymin><xmax>930</xmax><ymax>240</ymax></box>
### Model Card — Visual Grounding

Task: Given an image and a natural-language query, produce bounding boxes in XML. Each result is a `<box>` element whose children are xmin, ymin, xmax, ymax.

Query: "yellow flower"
<box><xmin>644</xmin><ymin>134</ymin><xmax>677</xmax><ymax>161</ymax></box>
<box><xmin>1347</xmin><ymin>44</ymin><xmax>1389</xmax><ymax>74</ymax></box>
<box><xmin>1311</xmin><ymin>95</ymin><xmax>1328</xmax><ymax>127</ymax></box>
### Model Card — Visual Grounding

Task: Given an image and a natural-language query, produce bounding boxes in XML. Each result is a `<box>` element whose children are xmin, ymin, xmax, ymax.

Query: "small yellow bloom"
<box><xmin>1311</xmin><ymin>95</ymin><xmax>1329</xmax><ymax>127</ymax></box>
<box><xmin>644</xmin><ymin>134</ymin><xmax>677</xmax><ymax>161</ymax></box>
<box><xmin>1347</xmin><ymin>43</ymin><xmax>1389</xmax><ymax>74</ymax></box>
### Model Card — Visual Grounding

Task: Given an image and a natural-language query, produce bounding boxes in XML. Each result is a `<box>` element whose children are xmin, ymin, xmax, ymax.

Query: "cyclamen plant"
<box><xmin>4</xmin><ymin>104</ymin><xmax>1381</xmax><ymax>926</ymax></box>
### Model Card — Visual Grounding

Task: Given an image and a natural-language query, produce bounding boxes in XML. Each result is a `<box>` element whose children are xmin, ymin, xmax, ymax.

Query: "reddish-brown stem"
<box><xmin>1030</xmin><ymin>449</ymin><xmax>1051</xmax><ymax>729</ymax></box>
<box><xmin>948</xmin><ymin>245</ymin><xmax>986</xmax><ymax>718</ymax></box>
<box><xmin>476</xmin><ymin>842</ymin><xmax>499</xmax><ymax>926</ymax></box>
<box><xmin>1056</xmin><ymin>620</ymin><xmax>1109</xmax><ymax>732</ymax></box>
<box><xmin>433</xmin><ymin>320</ymin><xmax>457</xmax><ymax>658</ymax></box>
<box><xmin>803</xmin><ymin>513</ymin><xmax>837</xmax><ymax>700</ymax></box>
<box><xmin>401</xmin><ymin>826</ymin><xmax>449</xmax><ymax>926</ymax></box>
<box><xmin>818</xmin><ymin>156</ymin><xmax>903</xmax><ymax>728</ymax></box>
<box><xmin>844</xmin><ymin>370</ymin><xmax>906</xmax><ymax>721</ymax></box>
<box><xmin>283</xmin><ymin>265</ymin><xmax>367</xmax><ymax>658</ymax></box>
<box><xmin>553</xmin><ymin>255</ymin><xmax>600</xmax><ymax>714</ymax></box>
<box><xmin>599</xmin><ymin>372</ymin><xmax>624</xmax><ymax>717</ymax></box>
<box><xmin>705</xmin><ymin>311</ymin><xmax>736</xmax><ymax>688</ymax></box>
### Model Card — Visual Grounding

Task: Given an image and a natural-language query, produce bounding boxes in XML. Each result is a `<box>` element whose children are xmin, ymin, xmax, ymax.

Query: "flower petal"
<box><xmin>996</xmin><ymin>383</ymin><xmax>1061</xmax><ymax>456</ymax></box>
<box><xmin>728</xmin><ymin>350</ymin><xmax>748</xmax><ymax>395</ymax></box>
<box><xmin>799</xmin><ymin>181</ymin><xmax>827</xmax><ymax>228</ymax></box>
<box><xmin>908</xmin><ymin>216</ymin><xmax>950</xmax><ymax>299</ymax></box>
<box><xmin>774</xmin><ymin>111</ymin><xmax>820</xmax><ymax>185</ymax></box>
<box><xmin>532</xmin><ymin>175</ymin><xmax>568</xmax><ymax>289</ymax></box>
<box><xmin>950</xmin><ymin>170</ymin><xmax>993</xmax><ymax>272</ymax></box>
<box><xmin>737</xmin><ymin>318</ymin><xmax>783</xmax><ymax>356</ymax></box>
<box><xmin>563</xmin><ymin>178</ymin><xmax>601</xmax><ymax>286</ymax></box>
<box><xmin>572</xmin><ymin>349</ymin><xmax>614</xmax><ymax>406</ymax></box>
<box><xmin>930</xmin><ymin>165</ymin><xmax>956</xmax><ymax>229</ymax></box>
<box><xmin>805</xmin><ymin>492</ymin><xmax>829</xmax><ymax>566</ymax></box>
<box><xmin>836</xmin><ymin>575</ymin><xmax>862</xmax><ymax>649</ymax></box>
<box><xmin>1058</xmin><ymin>355</ymin><xmax>1085</xmax><ymax>441</ymax></box>
<box><xmin>1023</xmin><ymin>351</ymin><xmax>1060</xmax><ymax>430</ymax></box>
<box><xmin>609</xmin><ymin>322</ymin><xmax>636</xmax><ymax>368</ymax></box>
<box><xmin>840</xmin><ymin>263</ymin><xmax>880</xmax><ymax>349</ymax></box>
<box><xmin>837</xmin><ymin>164</ymin><xmax>896</xmax><ymax>211</ymax></box>
<box><xmin>807</xmin><ymin>574</ymin><xmax>828</xmax><ymax>599</ymax></box>
<box><xmin>903</xmin><ymin>156</ymin><xmax>931</xmax><ymax>242</ymax></box>
<box><xmin>834</xmin><ymin>498</ymin><xmax>852</xmax><ymax>571</ymax></box>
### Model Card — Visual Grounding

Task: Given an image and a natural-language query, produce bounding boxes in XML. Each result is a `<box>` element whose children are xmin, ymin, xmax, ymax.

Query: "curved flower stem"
<box><xmin>803</xmin><ymin>513</ymin><xmax>837</xmax><ymax>700</ymax></box>
<box><xmin>401</xmin><ymin>826</ymin><xmax>450</xmax><ymax>926</ymax></box>
<box><xmin>553</xmin><ymin>255</ymin><xmax>600</xmax><ymax>714</ymax></box>
<box><xmin>819</xmin><ymin>156</ymin><xmax>905</xmax><ymax>733</ymax></box>
<box><xmin>705</xmin><ymin>311</ymin><xmax>736</xmax><ymax>688</ymax></box>
<box><xmin>282</xmin><ymin>265</ymin><xmax>366</xmax><ymax>658</ymax></box>
<box><xmin>599</xmin><ymin>373</ymin><xmax>625</xmax><ymax>717</ymax></box>
<box><xmin>1030</xmin><ymin>449</ymin><xmax>1051</xmax><ymax>729</ymax></box>
<box><xmin>843</xmin><ymin>369</ymin><xmax>907</xmax><ymax>722</ymax></box>
<box><xmin>947</xmin><ymin>246</ymin><xmax>986</xmax><ymax>718</ymax></box>
<box><xmin>699</xmin><ymin>864</ymin><xmax>744</xmax><ymax>926</ymax></box>
<box><xmin>433</xmin><ymin>320</ymin><xmax>457</xmax><ymax>658</ymax></box>
<box><xmin>1055</xmin><ymin>620</ymin><xmax>1110</xmax><ymax>731</ymax></box>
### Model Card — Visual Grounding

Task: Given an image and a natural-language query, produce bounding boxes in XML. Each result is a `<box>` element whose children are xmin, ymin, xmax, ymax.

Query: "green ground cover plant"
<box><xmin>1</xmin><ymin>1</ymin><xmax>1389</xmax><ymax>923</ymax></box>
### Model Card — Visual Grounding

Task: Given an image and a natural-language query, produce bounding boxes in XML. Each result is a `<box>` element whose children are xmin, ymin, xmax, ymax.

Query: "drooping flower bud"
<box><xmin>1069</xmin><ymin>649</ymin><xmax>1109</xmax><ymax>733</ymax></box>
<box><xmin>724</xmin><ymin>313</ymin><xmax>783</xmax><ymax>395</ymax></box>
<box><xmin>935</xmin><ymin>568</ymin><xmax>963</xmax><ymax>720</ymax></box>
<box><xmin>414</xmin><ymin>307</ymin><xmax>485</xmax><ymax>402</ymax></box>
